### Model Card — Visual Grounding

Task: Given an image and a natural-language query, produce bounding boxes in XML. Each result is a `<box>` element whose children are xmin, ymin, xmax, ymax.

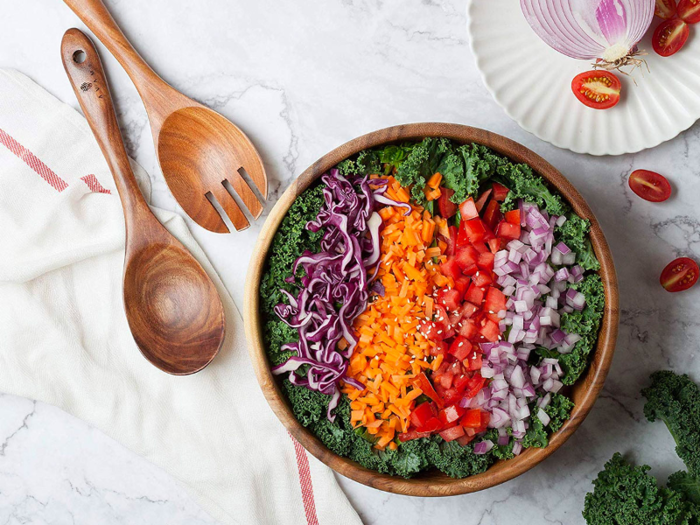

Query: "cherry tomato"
<box><xmin>653</xmin><ymin>18</ymin><xmax>690</xmax><ymax>57</ymax></box>
<box><xmin>628</xmin><ymin>170</ymin><xmax>672</xmax><ymax>202</ymax></box>
<box><xmin>678</xmin><ymin>0</ymin><xmax>700</xmax><ymax>23</ymax></box>
<box><xmin>571</xmin><ymin>70</ymin><xmax>621</xmax><ymax>110</ymax></box>
<box><xmin>655</xmin><ymin>0</ymin><xmax>677</xmax><ymax>19</ymax></box>
<box><xmin>660</xmin><ymin>257</ymin><xmax>699</xmax><ymax>292</ymax></box>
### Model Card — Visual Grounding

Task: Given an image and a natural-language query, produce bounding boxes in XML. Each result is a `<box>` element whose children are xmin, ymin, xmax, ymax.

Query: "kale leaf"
<box><xmin>582</xmin><ymin>453</ymin><xmax>699</xmax><ymax>525</ymax></box>
<box><xmin>643</xmin><ymin>371</ymin><xmax>700</xmax><ymax>478</ymax></box>
<box><xmin>498</xmin><ymin>162</ymin><xmax>568</xmax><ymax>217</ymax></box>
<box><xmin>557</xmin><ymin>214</ymin><xmax>600</xmax><ymax>271</ymax></box>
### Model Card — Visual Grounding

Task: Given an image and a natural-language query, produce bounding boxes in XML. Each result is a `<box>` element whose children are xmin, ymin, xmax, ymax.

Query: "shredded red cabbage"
<box><xmin>272</xmin><ymin>169</ymin><xmax>407</xmax><ymax>421</ymax></box>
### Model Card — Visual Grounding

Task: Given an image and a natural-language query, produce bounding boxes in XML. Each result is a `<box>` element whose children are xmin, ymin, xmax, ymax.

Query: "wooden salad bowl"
<box><xmin>244</xmin><ymin>123</ymin><xmax>619</xmax><ymax>496</ymax></box>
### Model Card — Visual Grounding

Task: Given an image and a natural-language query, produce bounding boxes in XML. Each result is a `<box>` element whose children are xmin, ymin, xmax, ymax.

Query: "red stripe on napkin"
<box><xmin>81</xmin><ymin>174</ymin><xmax>112</xmax><ymax>194</ymax></box>
<box><xmin>0</xmin><ymin>128</ymin><xmax>69</xmax><ymax>192</ymax></box>
<box><xmin>289</xmin><ymin>434</ymin><xmax>320</xmax><ymax>525</ymax></box>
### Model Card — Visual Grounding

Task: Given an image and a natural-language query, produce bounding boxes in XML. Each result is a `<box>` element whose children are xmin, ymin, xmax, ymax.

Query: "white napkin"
<box><xmin>0</xmin><ymin>68</ymin><xmax>361</xmax><ymax>525</ymax></box>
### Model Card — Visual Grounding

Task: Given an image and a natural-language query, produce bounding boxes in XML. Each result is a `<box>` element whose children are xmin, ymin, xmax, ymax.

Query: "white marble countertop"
<box><xmin>2</xmin><ymin>0</ymin><xmax>700</xmax><ymax>523</ymax></box>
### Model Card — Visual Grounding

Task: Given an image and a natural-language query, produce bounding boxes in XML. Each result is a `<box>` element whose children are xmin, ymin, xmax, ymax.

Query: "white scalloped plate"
<box><xmin>467</xmin><ymin>0</ymin><xmax>700</xmax><ymax>156</ymax></box>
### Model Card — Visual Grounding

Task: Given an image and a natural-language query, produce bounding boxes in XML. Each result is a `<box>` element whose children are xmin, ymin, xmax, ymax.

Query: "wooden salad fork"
<box><xmin>63</xmin><ymin>0</ymin><xmax>268</xmax><ymax>233</ymax></box>
<box><xmin>62</xmin><ymin>29</ymin><xmax>225</xmax><ymax>374</ymax></box>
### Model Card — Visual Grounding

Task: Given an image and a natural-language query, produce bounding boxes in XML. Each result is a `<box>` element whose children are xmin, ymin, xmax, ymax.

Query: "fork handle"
<box><xmin>62</xmin><ymin>0</ymin><xmax>185</xmax><ymax>128</ymax></box>
<box><xmin>61</xmin><ymin>28</ymin><xmax>149</xmax><ymax>220</ymax></box>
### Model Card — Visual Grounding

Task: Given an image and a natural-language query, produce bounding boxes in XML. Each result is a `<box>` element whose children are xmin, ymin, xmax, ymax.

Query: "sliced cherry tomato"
<box><xmin>653</xmin><ymin>18</ymin><xmax>690</xmax><ymax>57</ymax></box>
<box><xmin>437</xmin><ymin>187</ymin><xmax>458</xmax><ymax>219</ymax></box>
<box><xmin>492</xmin><ymin>182</ymin><xmax>510</xmax><ymax>202</ymax></box>
<box><xmin>655</xmin><ymin>0</ymin><xmax>678</xmax><ymax>19</ymax></box>
<box><xmin>459</xmin><ymin>198</ymin><xmax>479</xmax><ymax>221</ymax></box>
<box><xmin>660</xmin><ymin>257</ymin><xmax>699</xmax><ymax>292</ymax></box>
<box><xmin>571</xmin><ymin>70</ymin><xmax>621</xmax><ymax>110</ymax></box>
<box><xmin>679</xmin><ymin>0</ymin><xmax>700</xmax><ymax>23</ymax></box>
<box><xmin>628</xmin><ymin>170</ymin><xmax>672</xmax><ymax>202</ymax></box>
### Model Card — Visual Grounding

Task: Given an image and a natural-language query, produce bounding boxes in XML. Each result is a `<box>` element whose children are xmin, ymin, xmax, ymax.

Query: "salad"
<box><xmin>260</xmin><ymin>138</ymin><xmax>606</xmax><ymax>478</ymax></box>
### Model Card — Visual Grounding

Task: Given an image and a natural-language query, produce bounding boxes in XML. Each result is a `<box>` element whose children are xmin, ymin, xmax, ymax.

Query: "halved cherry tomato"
<box><xmin>660</xmin><ymin>257</ymin><xmax>699</xmax><ymax>292</ymax></box>
<box><xmin>628</xmin><ymin>170</ymin><xmax>672</xmax><ymax>202</ymax></box>
<box><xmin>653</xmin><ymin>18</ymin><xmax>690</xmax><ymax>57</ymax></box>
<box><xmin>571</xmin><ymin>70</ymin><xmax>621</xmax><ymax>110</ymax></box>
<box><xmin>437</xmin><ymin>187</ymin><xmax>458</xmax><ymax>219</ymax></box>
<box><xmin>679</xmin><ymin>0</ymin><xmax>700</xmax><ymax>23</ymax></box>
<box><xmin>655</xmin><ymin>0</ymin><xmax>677</xmax><ymax>19</ymax></box>
<box><xmin>459</xmin><ymin>198</ymin><xmax>479</xmax><ymax>221</ymax></box>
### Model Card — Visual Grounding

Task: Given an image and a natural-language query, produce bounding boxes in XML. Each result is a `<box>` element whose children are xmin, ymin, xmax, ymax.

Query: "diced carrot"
<box><xmin>427</xmin><ymin>172</ymin><xmax>443</xmax><ymax>189</ymax></box>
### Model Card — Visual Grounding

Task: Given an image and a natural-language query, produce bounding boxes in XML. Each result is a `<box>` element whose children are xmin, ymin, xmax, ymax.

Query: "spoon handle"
<box><xmin>61</xmin><ymin>28</ymin><xmax>148</xmax><ymax>221</ymax></box>
<box><xmin>62</xmin><ymin>0</ymin><xmax>185</xmax><ymax>128</ymax></box>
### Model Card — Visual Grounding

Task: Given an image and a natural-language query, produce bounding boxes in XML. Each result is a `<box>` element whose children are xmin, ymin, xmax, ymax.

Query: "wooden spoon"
<box><xmin>63</xmin><ymin>0</ymin><xmax>268</xmax><ymax>233</ymax></box>
<box><xmin>62</xmin><ymin>28</ymin><xmax>225</xmax><ymax>375</ymax></box>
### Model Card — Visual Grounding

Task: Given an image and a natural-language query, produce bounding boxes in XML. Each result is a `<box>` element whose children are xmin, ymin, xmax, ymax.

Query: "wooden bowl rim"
<box><xmin>244</xmin><ymin>123</ymin><xmax>619</xmax><ymax>497</ymax></box>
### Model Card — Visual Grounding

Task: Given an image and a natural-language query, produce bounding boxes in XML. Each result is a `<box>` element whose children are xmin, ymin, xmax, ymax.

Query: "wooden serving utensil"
<box><xmin>62</xmin><ymin>0</ymin><xmax>268</xmax><ymax>233</ymax></box>
<box><xmin>62</xmin><ymin>28</ymin><xmax>225</xmax><ymax>375</ymax></box>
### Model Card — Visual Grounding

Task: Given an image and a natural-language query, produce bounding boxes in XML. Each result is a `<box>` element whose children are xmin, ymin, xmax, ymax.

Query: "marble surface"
<box><xmin>1</xmin><ymin>0</ymin><xmax>699</xmax><ymax>523</ymax></box>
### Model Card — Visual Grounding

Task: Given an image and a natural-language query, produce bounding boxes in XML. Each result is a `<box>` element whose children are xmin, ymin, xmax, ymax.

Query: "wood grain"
<box><xmin>62</xmin><ymin>29</ymin><xmax>226</xmax><ymax>375</ymax></box>
<box><xmin>62</xmin><ymin>0</ymin><xmax>268</xmax><ymax>233</ymax></box>
<box><xmin>244</xmin><ymin>123</ymin><xmax>619</xmax><ymax>496</ymax></box>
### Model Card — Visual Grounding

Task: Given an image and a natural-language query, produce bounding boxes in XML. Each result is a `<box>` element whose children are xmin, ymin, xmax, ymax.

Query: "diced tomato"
<box><xmin>480</xmin><ymin>411</ymin><xmax>491</xmax><ymax>428</ymax></box>
<box><xmin>496</xmin><ymin>220</ymin><xmax>521</xmax><ymax>240</ymax></box>
<box><xmin>483</xmin><ymin>200</ymin><xmax>502</xmax><ymax>231</ymax></box>
<box><xmin>466</xmin><ymin>375</ymin><xmax>487</xmax><ymax>398</ymax></box>
<box><xmin>484</xmin><ymin>287</ymin><xmax>507</xmax><ymax>313</ymax></box>
<box><xmin>439</xmin><ymin>425</ymin><xmax>465</xmax><ymax>442</ymax></box>
<box><xmin>419</xmin><ymin>320</ymin><xmax>442</xmax><ymax>341</ymax></box>
<box><xmin>474</xmin><ymin>189</ymin><xmax>492</xmax><ymax>212</ymax></box>
<box><xmin>453</xmin><ymin>373</ymin><xmax>471</xmax><ymax>391</ymax></box>
<box><xmin>488</xmin><ymin>237</ymin><xmax>505</xmax><ymax>253</ymax></box>
<box><xmin>464</xmin><ymin>349</ymin><xmax>483</xmax><ymax>371</ymax></box>
<box><xmin>477</xmin><ymin>251</ymin><xmax>495</xmax><ymax>271</ymax></box>
<box><xmin>439</xmin><ymin>404</ymin><xmax>465</xmax><ymax>425</ymax></box>
<box><xmin>456</xmin><ymin>222</ymin><xmax>470</xmax><ymax>247</ymax></box>
<box><xmin>459</xmin><ymin>319</ymin><xmax>480</xmax><ymax>340</ymax></box>
<box><xmin>437</xmin><ymin>187</ymin><xmax>458</xmax><ymax>219</ymax></box>
<box><xmin>440</xmin><ymin>256</ymin><xmax>462</xmax><ymax>281</ymax></box>
<box><xmin>399</xmin><ymin>430</ymin><xmax>433</xmax><ymax>442</ymax></box>
<box><xmin>465</xmin><ymin>283</ymin><xmax>486</xmax><ymax>305</ymax></box>
<box><xmin>416</xmin><ymin>416</ymin><xmax>443</xmax><ymax>433</ymax></box>
<box><xmin>413</xmin><ymin>372</ymin><xmax>443</xmax><ymax>407</ymax></box>
<box><xmin>441</xmin><ymin>387</ymin><xmax>463</xmax><ymax>406</ymax></box>
<box><xmin>505</xmin><ymin>209</ymin><xmax>521</xmax><ymax>226</ymax></box>
<box><xmin>462</xmin><ymin>218</ymin><xmax>488</xmax><ymax>243</ymax></box>
<box><xmin>448</xmin><ymin>336</ymin><xmax>473</xmax><ymax>361</ymax></box>
<box><xmin>472</xmin><ymin>271</ymin><xmax>493</xmax><ymax>287</ymax></box>
<box><xmin>461</xmin><ymin>409</ymin><xmax>483</xmax><ymax>428</ymax></box>
<box><xmin>437</xmin><ymin>370</ymin><xmax>454</xmax><ymax>389</ymax></box>
<box><xmin>430</xmin><ymin>341</ymin><xmax>448</xmax><ymax>357</ymax></box>
<box><xmin>480</xmin><ymin>319</ymin><xmax>500</xmax><ymax>342</ymax></box>
<box><xmin>436</xmin><ymin>287</ymin><xmax>463</xmax><ymax>311</ymax></box>
<box><xmin>445</xmin><ymin>225</ymin><xmax>458</xmax><ymax>256</ymax></box>
<box><xmin>459</xmin><ymin>198</ymin><xmax>479</xmax><ymax>221</ymax></box>
<box><xmin>456</xmin><ymin>434</ymin><xmax>476</xmax><ymax>446</ymax></box>
<box><xmin>458</xmin><ymin>302</ymin><xmax>479</xmax><ymax>320</ymax></box>
<box><xmin>454</xmin><ymin>245</ymin><xmax>479</xmax><ymax>271</ymax></box>
<box><xmin>492</xmin><ymin>182</ymin><xmax>510</xmax><ymax>202</ymax></box>
<box><xmin>410</xmin><ymin>402</ymin><xmax>435</xmax><ymax>428</ymax></box>
<box><xmin>453</xmin><ymin>275</ymin><xmax>471</xmax><ymax>296</ymax></box>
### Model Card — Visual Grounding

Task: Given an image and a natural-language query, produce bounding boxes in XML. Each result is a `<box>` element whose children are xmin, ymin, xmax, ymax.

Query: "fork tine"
<box><xmin>209</xmin><ymin>185</ymin><xmax>249</xmax><ymax>232</ymax></box>
<box><xmin>225</xmin><ymin>172</ymin><xmax>263</xmax><ymax>219</ymax></box>
<box><xmin>240</xmin><ymin>159</ymin><xmax>267</xmax><ymax>200</ymax></box>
